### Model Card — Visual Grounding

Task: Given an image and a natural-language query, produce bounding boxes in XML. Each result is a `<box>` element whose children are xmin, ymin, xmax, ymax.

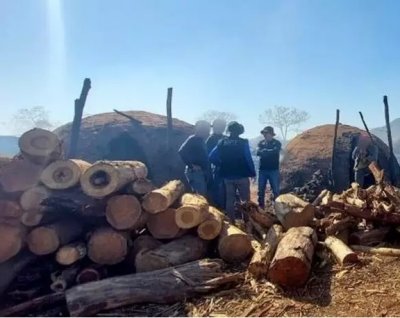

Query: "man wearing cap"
<box><xmin>206</xmin><ymin>118</ymin><xmax>227</xmax><ymax>209</ymax></box>
<box><xmin>209</xmin><ymin>121</ymin><xmax>256</xmax><ymax>221</ymax></box>
<box><xmin>257</xmin><ymin>126</ymin><xmax>282</xmax><ymax>208</ymax></box>
<box><xmin>352</xmin><ymin>133</ymin><xmax>378</xmax><ymax>188</ymax></box>
<box><xmin>178</xmin><ymin>120</ymin><xmax>211</xmax><ymax>196</ymax></box>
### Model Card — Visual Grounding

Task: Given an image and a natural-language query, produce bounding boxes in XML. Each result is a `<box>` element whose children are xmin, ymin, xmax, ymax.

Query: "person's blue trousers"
<box><xmin>258</xmin><ymin>169</ymin><xmax>280</xmax><ymax>208</ymax></box>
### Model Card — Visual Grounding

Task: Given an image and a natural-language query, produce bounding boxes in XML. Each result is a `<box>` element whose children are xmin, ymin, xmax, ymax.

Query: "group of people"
<box><xmin>178</xmin><ymin>119</ymin><xmax>282</xmax><ymax>221</ymax></box>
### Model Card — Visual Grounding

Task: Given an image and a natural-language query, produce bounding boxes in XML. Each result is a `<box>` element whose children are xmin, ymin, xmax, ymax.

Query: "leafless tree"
<box><xmin>12</xmin><ymin>106</ymin><xmax>55</xmax><ymax>135</ymax></box>
<box><xmin>198</xmin><ymin>110</ymin><xmax>237</xmax><ymax>123</ymax></box>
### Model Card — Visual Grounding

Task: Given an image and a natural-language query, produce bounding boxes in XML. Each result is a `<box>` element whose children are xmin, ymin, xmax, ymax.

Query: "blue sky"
<box><xmin>1</xmin><ymin>0</ymin><xmax>400</xmax><ymax>137</ymax></box>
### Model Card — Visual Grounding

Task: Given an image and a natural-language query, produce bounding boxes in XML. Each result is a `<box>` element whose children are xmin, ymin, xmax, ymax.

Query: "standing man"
<box><xmin>257</xmin><ymin>126</ymin><xmax>282</xmax><ymax>208</ymax></box>
<box><xmin>352</xmin><ymin>133</ymin><xmax>378</xmax><ymax>188</ymax></box>
<box><xmin>209</xmin><ymin>121</ymin><xmax>256</xmax><ymax>221</ymax></box>
<box><xmin>178</xmin><ymin>120</ymin><xmax>211</xmax><ymax>196</ymax></box>
<box><xmin>206</xmin><ymin>118</ymin><xmax>227</xmax><ymax>208</ymax></box>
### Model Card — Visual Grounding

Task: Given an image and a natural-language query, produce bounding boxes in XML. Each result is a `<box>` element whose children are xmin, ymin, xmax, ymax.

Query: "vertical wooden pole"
<box><xmin>330</xmin><ymin>109</ymin><xmax>340</xmax><ymax>190</ymax></box>
<box><xmin>358</xmin><ymin>111</ymin><xmax>375</xmax><ymax>144</ymax></box>
<box><xmin>68</xmin><ymin>78</ymin><xmax>91</xmax><ymax>159</ymax></box>
<box><xmin>383</xmin><ymin>95</ymin><xmax>395</xmax><ymax>184</ymax></box>
<box><xmin>166</xmin><ymin>87</ymin><xmax>173</xmax><ymax>150</ymax></box>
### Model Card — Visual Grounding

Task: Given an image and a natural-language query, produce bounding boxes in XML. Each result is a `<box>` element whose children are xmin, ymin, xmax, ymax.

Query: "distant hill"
<box><xmin>371</xmin><ymin>118</ymin><xmax>400</xmax><ymax>145</ymax></box>
<box><xmin>0</xmin><ymin>136</ymin><xmax>18</xmax><ymax>157</ymax></box>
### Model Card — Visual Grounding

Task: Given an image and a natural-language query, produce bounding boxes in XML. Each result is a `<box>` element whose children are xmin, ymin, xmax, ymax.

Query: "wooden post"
<box><xmin>383</xmin><ymin>95</ymin><xmax>395</xmax><ymax>184</ymax></box>
<box><xmin>166</xmin><ymin>87</ymin><xmax>173</xmax><ymax>150</ymax></box>
<box><xmin>330</xmin><ymin>109</ymin><xmax>340</xmax><ymax>190</ymax></box>
<box><xmin>68</xmin><ymin>78</ymin><xmax>91</xmax><ymax>158</ymax></box>
<box><xmin>358</xmin><ymin>111</ymin><xmax>375</xmax><ymax>144</ymax></box>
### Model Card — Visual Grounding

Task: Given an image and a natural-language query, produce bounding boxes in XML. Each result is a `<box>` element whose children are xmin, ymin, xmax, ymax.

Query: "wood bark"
<box><xmin>135</xmin><ymin>235</ymin><xmax>208</xmax><ymax>272</ymax></box>
<box><xmin>197</xmin><ymin>206</ymin><xmax>224</xmax><ymax>240</ymax></box>
<box><xmin>106</xmin><ymin>195</ymin><xmax>147</xmax><ymax>230</ymax></box>
<box><xmin>218</xmin><ymin>221</ymin><xmax>253</xmax><ymax>263</ymax></box>
<box><xmin>175</xmin><ymin>194</ymin><xmax>209</xmax><ymax>229</ymax></box>
<box><xmin>324</xmin><ymin>235</ymin><xmax>358</xmax><ymax>266</ymax></box>
<box><xmin>350</xmin><ymin>245</ymin><xmax>400</xmax><ymax>257</ymax></box>
<box><xmin>349</xmin><ymin>227</ymin><xmax>390</xmax><ymax>246</ymax></box>
<box><xmin>269</xmin><ymin>226</ymin><xmax>317</xmax><ymax>287</ymax></box>
<box><xmin>27</xmin><ymin>219</ymin><xmax>83</xmax><ymax>255</ymax></box>
<box><xmin>76</xmin><ymin>265</ymin><xmax>107</xmax><ymax>284</ymax></box>
<box><xmin>344</xmin><ymin>203</ymin><xmax>400</xmax><ymax>224</ymax></box>
<box><xmin>248</xmin><ymin>224</ymin><xmax>283</xmax><ymax>279</ymax></box>
<box><xmin>274</xmin><ymin>193</ymin><xmax>315</xmax><ymax>230</ymax></box>
<box><xmin>87</xmin><ymin>227</ymin><xmax>129</xmax><ymax>265</ymax></box>
<box><xmin>0</xmin><ymin>224</ymin><xmax>26</xmax><ymax>262</ymax></box>
<box><xmin>19</xmin><ymin>185</ymin><xmax>50</xmax><ymax>212</ymax></box>
<box><xmin>40</xmin><ymin>159</ymin><xmax>91</xmax><ymax>189</ymax></box>
<box><xmin>80</xmin><ymin>160</ymin><xmax>148</xmax><ymax>198</ymax></box>
<box><xmin>18</xmin><ymin>128</ymin><xmax>62</xmax><ymax>164</ymax></box>
<box><xmin>56</xmin><ymin>242</ymin><xmax>87</xmax><ymax>266</ymax></box>
<box><xmin>51</xmin><ymin>265</ymin><xmax>80</xmax><ymax>292</ymax></box>
<box><xmin>238</xmin><ymin>201</ymin><xmax>276</xmax><ymax>228</ymax></box>
<box><xmin>0</xmin><ymin>200</ymin><xmax>23</xmax><ymax>219</ymax></box>
<box><xmin>146</xmin><ymin>208</ymin><xmax>185</xmax><ymax>239</ymax></box>
<box><xmin>65</xmin><ymin>259</ymin><xmax>241</xmax><ymax>317</ymax></box>
<box><xmin>142</xmin><ymin>180</ymin><xmax>185</xmax><ymax>214</ymax></box>
<box><xmin>131</xmin><ymin>178</ymin><xmax>155</xmax><ymax>196</ymax></box>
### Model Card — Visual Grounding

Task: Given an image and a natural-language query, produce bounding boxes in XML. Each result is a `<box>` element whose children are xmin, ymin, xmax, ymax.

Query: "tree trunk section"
<box><xmin>146</xmin><ymin>208</ymin><xmax>185</xmax><ymax>239</ymax></box>
<box><xmin>350</xmin><ymin>245</ymin><xmax>400</xmax><ymax>257</ymax></box>
<box><xmin>269</xmin><ymin>226</ymin><xmax>317</xmax><ymax>287</ymax></box>
<box><xmin>87</xmin><ymin>227</ymin><xmax>128</xmax><ymax>265</ymax></box>
<box><xmin>51</xmin><ymin>265</ymin><xmax>80</xmax><ymax>292</ymax></box>
<box><xmin>81</xmin><ymin>160</ymin><xmax>148</xmax><ymax>198</ymax></box>
<box><xmin>76</xmin><ymin>265</ymin><xmax>107</xmax><ymax>284</ymax></box>
<box><xmin>56</xmin><ymin>242</ymin><xmax>87</xmax><ymax>266</ymax></box>
<box><xmin>324</xmin><ymin>235</ymin><xmax>358</xmax><ymax>266</ymax></box>
<box><xmin>65</xmin><ymin>259</ymin><xmax>240</xmax><ymax>317</ymax></box>
<box><xmin>142</xmin><ymin>180</ymin><xmax>185</xmax><ymax>214</ymax></box>
<box><xmin>135</xmin><ymin>235</ymin><xmax>208</xmax><ymax>272</ymax></box>
<box><xmin>40</xmin><ymin>159</ymin><xmax>91</xmax><ymax>189</ymax></box>
<box><xmin>197</xmin><ymin>206</ymin><xmax>224</xmax><ymax>240</ymax></box>
<box><xmin>218</xmin><ymin>221</ymin><xmax>253</xmax><ymax>263</ymax></box>
<box><xmin>275</xmin><ymin>194</ymin><xmax>315</xmax><ymax>230</ymax></box>
<box><xmin>238</xmin><ymin>201</ymin><xmax>276</xmax><ymax>228</ymax></box>
<box><xmin>132</xmin><ymin>235</ymin><xmax>162</xmax><ymax>256</ymax></box>
<box><xmin>20</xmin><ymin>211</ymin><xmax>44</xmax><ymax>227</ymax></box>
<box><xmin>27</xmin><ymin>219</ymin><xmax>83</xmax><ymax>255</ymax></box>
<box><xmin>0</xmin><ymin>200</ymin><xmax>23</xmax><ymax>219</ymax></box>
<box><xmin>131</xmin><ymin>179</ymin><xmax>155</xmax><ymax>196</ymax></box>
<box><xmin>106</xmin><ymin>195</ymin><xmax>147</xmax><ymax>230</ymax></box>
<box><xmin>175</xmin><ymin>194</ymin><xmax>209</xmax><ymax>229</ymax></box>
<box><xmin>20</xmin><ymin>185</ymin><xmax>50</xmax><ymax>212</ymax></box>
<box><xmin>0</xmin><ymin>224</ymin><xmax>26</xmax><ymax>262</ymax></box>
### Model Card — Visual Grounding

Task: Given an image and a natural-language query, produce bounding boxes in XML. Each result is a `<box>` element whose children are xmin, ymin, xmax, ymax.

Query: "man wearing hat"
<box><xmin>257</xmin><ymin>126</ymin><xmax>282</xmax><ymax>208</ymax></box>
<box><xmin>209</xmin><ymin>121</ymin><xmax>256</xmax><ymax>221</ymax></box>
<box><xmin>352</xmin><ymin>133</ymin><xmax>378</xmax><ymax>188</ymax></box>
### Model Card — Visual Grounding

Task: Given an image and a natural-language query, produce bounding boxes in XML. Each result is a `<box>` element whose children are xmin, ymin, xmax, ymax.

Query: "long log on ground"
<box><xmin>218</xmin><ymin>221</ymin><xmax>253</xmax><ymax>263</ymax></box>
<box><xmin>56</xmin><ymin>242</ymin><xmax>87</xmax><ymax>266</ymax></box>
<box><xmin>130</xmin><ymin>178</ymin><xmax>155</xmax><ymax>196</ymax></box>
<box><xmin>66</xmin><ymin>259</ymin><xmax>242</xmax><ymax>316</ymax></box>
<box><xmin>106</xmin><ymin>195</ymin><xmax>147</xmax><ymax>230</ymax></box>
<box><xmin>146</xmin><ymin>208</ymin><xmax>185</xmax><ymax>239</ymax></box>
<box><xmin>40</xmin><ymin>159</ymin><xmax>91</xmax><ymax>189</ymax></box>
<box><xmin>324</xmin><ymin>235</ymin><xmax>358</xmax><ymax>266</ymax></box>
<box><xmin>175</xmin><ymin>194</ymin><xmax>209</xmax><ymax>229</ymax></box>
<box><xmin>0</xmin><ymin>224</ymin><xmax>26</xmax><ymax>262</ymax></box>
<box><xmin>142</xmin><ymin>180</ymin><xmax>185</xmax><ymax>214</ymax></box>
<box><xmin>269</xmin><ymin>226</ymin><xmax>317</xmax><ymax>287</ymax></box>
<box><xmin>27</xmin><ymin>219</ymin><xmax>83</xmax><ymax>255</ymax></box>
<box><xmin>197</xmin><ymin>206</ymin><xmax>224</xmax><ymax>240</ymax></box>
<box><xmin>349</xmin><ymin>227</ymin><xmax>390</xmax><ymax>246</ymax></box>
<box><xmin>76</xmin><ymin>265</ymin><xmax>107</xmax><ymax>284</ymax></box>
<box><xmin>248</xmin><ymin>224</ymin><xmax>283</xmax><ymax>279</ymax></box>
<box><xmin>350</xmin><ymin>245</ymin><xmax>400</xmax><ymax>257</ymax></box>
<box><xmin>19</xmin><ymin>185</ymin><xmax>50</xmax><ymax>212</ymax></box>
<box><xmin>0</xmin><ymin>200</ymin><xmax>23</xmax><ymax>218</ymax></box>
<box><xmin>87</xmin><ymin>227</ymin><xmax>129</xmax><ymax>265</ymax></box>
<box><xmin>80</xmin><ymin>160</ymin><xmax>148</xmax><ymax>198</ymax></box>
<box><xmin>275</xmin><ymin>193</ymin><xmax>315</xmax><ymax>229</ymax></box>
<box><xmin>135</xmin><ymin>235</ymin><xmax>208</xmax><ymax>272</ymax></box>
<box><xmin>344</xmin><ymin>203</ymin><xmax>400</xmax><ymax>224</ymax></box>
<box><xmin>51</xmin><ymin>266</ymin><xmax>80</xmax><ymax>292</ymax></box>
<box><xmin>18</xmin><ymin>128</ymin><xmax>62</xmax><ymax>164</ymax></box>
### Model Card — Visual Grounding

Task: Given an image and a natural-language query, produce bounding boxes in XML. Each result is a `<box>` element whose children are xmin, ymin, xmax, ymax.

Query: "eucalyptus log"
<box><xmin>76</xmin><ymin>265</ymin><xmax>107</xmax><ymax>284</ymax></box>
<box><xmin>269</xmin><ymin>226</ymin><xmax>317</xmax><ymax>287</ymax></box>
<box><xmin>56</xmin><ymin>242</ymin><xmax>87</xmax><ymax>266</ymax></box>
<box><xmin>142</xmin><ymin>180</ymin><xmax>185</xmax><ymax>214</ymax></box>
<box><xmin>197</xmin><ymin>206</ymin><xmax>224</xmax><ymax>240</ymax></box>
<box><xmin>218</xmin><ymin>221</ymin><xmax>253</xmax><ymax>263</ymax></box>
<box><xmin>0</xmin><ymin>224</ymin><xmax>26</xmax><ymax>262</ymax></box>
<box><xmin>20</xmin><ymin>211</ymin><xmax>44</xmax><ymax>227</ymax></box>
<box><xmin>106</xmin><ymin>195</ymin><xmax>147</xmax><ymax>230</ymax></box>
<box><xmin>275</xmin><ymin>193</ymin><xmax>315</xmax><ymax>229</ymax></box>
<box><xmin>175</xmin><ymin>194</ymin><xmax>209</xmax><ymax>229</ymax></box>
<box><xmin>65</xmin><ymin>259</ymin><xmax>241</xmax><ymax>316</ymax></box>
<box><xmin>51</xmin><ymin>266</ymin><xmax>80</xmax><ymax>292</ymax></box>
<box><xmin>146</xmin><ymin>208</ymin><xmax>185</xmax><ymax>239</ymax></box>
<box><xmin>132</xmin><ymin>235</ymin><xmax>162</xmax><ymax>256</ymax></box>
<box><xmin>350</xmin><ymin>245</ymin><xmax>400</xmax><ymax>257</ymax></box>
<box><xmin>131</xmin><ymin>178</ymin><xmax>155</xmax><ymax>196</ymax></box>
<box><xmin>81</xmin><ymin>160</ymin><xmax>148</xmax><ymax>198</ymax></box>
<box><xmin>41</xmin><ymin>159</ymin><xmax>91</xmax><ymax>189</ymax></box>
<box><xmin>0</xmin><ymin>200</ymin><xmax>23</xmax><ymax>218</ymax></box>
<box><xmin>344</xmin><ymin>204</ymin><xmax>400</xmax><ymax>224</ymax></box>
<box><xmin>324</xmin><ymin>235</ymin><xmax>358</xmax><ymax>266</ymax></box>
<box><xmin>238</xmin><ymin>201</ymin><xmax>276</xmax><ymax>228</ymax></box>
<box><xmin>20</xmin><ymin>185</ymin><xmax>50</xmax><ymax>212</ymax></box>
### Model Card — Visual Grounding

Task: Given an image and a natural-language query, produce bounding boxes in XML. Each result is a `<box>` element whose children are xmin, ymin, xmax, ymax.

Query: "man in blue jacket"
<box><xmin>209</xmin><ymin>121</ymin><xmax>256</xmax><ymax>221</ymax></box>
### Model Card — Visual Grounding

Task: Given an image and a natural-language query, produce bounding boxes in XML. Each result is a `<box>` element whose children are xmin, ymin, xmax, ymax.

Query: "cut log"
<box><xmin>135</xmin><ymin>235</ymin><xmax>208</xmax><ymax>272</ymax></box>
<box><xmin>0</xmin><ymin>158</ymin><xmax>44</xmax><ymax>194</ymax></box>
<box><xmin>76</xmin><ymin>265</ymin><xmax>107</xmax><ymax>284</ymax></box>
<box><xmin>351</xmin><ymin>245</ymin><xmax>400</xmax><ymax>257</ymax></box>
<box><xmin>146</xmin><ymin>208</ymin><xmax>185</xmax><ymax>239</ymax></box>
<box><xmin>18</xmin><ymin>128</ymin><xmax>62</xmax><ymax>164</ymax></box>
<box><xmin>132</xmin><ymin>235</ymin><xmax>162</xmax><ymax>256</ymax></box>
<box><xmin>369</xmin><ymin>161</ymin><xmax>384</xmax><ymax>184</ymax></box>
<box><xmin>175</xmin><ymin>194</ymin><xmax>209</xmax><ymax>229</ymax></box>
<box><xmin>324</xmin><ymin>235</ymin><xmax>358</xmax><ymax>266</ymax></box>
<box><xmin>0</xmin><ymin>224</ymin><xmax>26</xmax><ymax>262</ymax></box>
<box><xmin>218</xmin><ymin>221</ymin><xmax>253</xmax><ymax>263</ymax></box>
<box><xmin>269</xmin><ymin>226</ymin><xmax>317</xmax><ymax>287</ymax></box>
<box><xmin>51</xmin><ymin>266</ymin><xmax>80</xmax><ymax>292</ymax></box>
<box><xmin>349</xmin><ymin>227</ymin><xmax>390</xmax><ymax>246</ymax></box>
<box><xmin>248</xmin><ymin>224</ymin><xmax>283</xmax><ymax>279</ymax></box>
<box><xmin>0</xmin><ymin>200</ymin><xmax>23</xmax><ymax>218</ymax></box>
<box><xmin>80</xmin><ymin>160</ymin><xmax>148</xmax><ymax>198</ymax></box>
<box><xmin>40</xmin><ymin>159</ymin><xmax>91</xmax><ymax>189</ymax></box>
<box><xmin>20</xmin><ymin>211</ymin><xmax>44</xmax><ymax>227</ymax></box>
<box><xmin>142</xmin><ymin>180</ymin><xmax>185</xmax><ymax>214</ymax></box>
<box><xmin>275</xmin><ymin>194</ymin><xmax>315</xmax><ymax>230</ymax></box>
<box><xmin>20</xmin><ymin>185</ymin><xmax>51</xmax><ymax>212</ymax></box>
<box><xmin>56</xmin><ymin>242</ymin><xmax>87</xmax><ymax>266</ymax></box>
<box><xmin>249</xmin><ymin>217</ymin><xmax>267</xmax><ymax>240</ymax></box>
<box><xmin>65</xmin><ymin>259</ymin><xmax>241</xmax><ymax>317</ymax></box>
<box><xmin>87</xmin><ymin>227</ymin><xmax>128</xmax><ymax>265</ymax></box>
<box><xmin>238</xmin><ymin>201</ymin><xmax>276</xmax><ymax>228</ymax></box>
<box><xmin>344</xmin><ymin>204</ymin><xmax>400</xmax><ymax>224</ymax></box>
<box><xmin>27</xmin><ymin>219</ymin><xmax>83</xmax><ymax>255</ymax></box>
<box><xmin>106</xmin><ymin>195</ymin><xmax>147</xmax><ymax>230</ymax></box>
<box><xmin>131</xmin><ymin>178</ymin><xmax>155</xmax><ymax>196</ymax></box>
<box><xmin>197</xmin><ymin>206</ymin><xmax>224</xmax><ymax>240</ymax></box>
<box><xmin>312</xmin><ymin>189</ymin><xmax>329</xmax><ymax>206</ymax></box>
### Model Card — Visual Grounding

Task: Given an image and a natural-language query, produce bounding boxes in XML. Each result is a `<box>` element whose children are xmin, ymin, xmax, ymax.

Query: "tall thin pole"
<box><xmin>358</xmin><ymin>111</ymin><xmax>375</xmax><ymax>144</ymax></box>
<box><xmin>166</xmin><ymin>87</ymin><xmax>173</xmax><ymax>150</ymax></box>
<box><xmin>383</xmin><ymin>95</ymin><xmax>395</xmax><ymax>184</ymax></box>
<box><xmin>330</xmin><ymin>109</ymin><xmax>340</xmax><ymax>190</ymax></box>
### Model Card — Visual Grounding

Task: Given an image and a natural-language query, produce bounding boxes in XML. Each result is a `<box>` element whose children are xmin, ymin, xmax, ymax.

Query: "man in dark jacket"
<box><xmin>178</xmin><ymin>120</ymin><xmax>211</xmax><ymax>196</ymax></box>
<box><xmin>352</xmin><ymin>133</ymin><xmax>378</xmax><ymax>188</ymax></box>
<box><xmin>209</xmin><ymin>121</ymin><xmax>256</xmax><ymax>221</ymax></box>
<box><xmin>257</xmin><ymin>126</ymin><xmax>281</xmax><ymax>208</ymax></box>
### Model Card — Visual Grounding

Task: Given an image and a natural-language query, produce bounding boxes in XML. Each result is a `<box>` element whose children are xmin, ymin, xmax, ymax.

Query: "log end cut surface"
<box><xmin>146</xmin><ymin>208</ymin><xmax>182</xmax><ymax>239</ymax></box>
<box><xmin>41</xmin><ymin>160</ymin><xmax>90</xmax><ymax>189</ymax></box>
<box><xmin>268</xmin><ymin>256</ymin><xmax>310</xmax><ymax>286</ymax></box>
<box><xmin>27</xmin><ymin>227</ymin><xmax>60</xmax><ymax>255</ymax></box>
<box><xmin>142</xmin><ymin>192</ymin><xmax>168</xmax><ymax>213</ymax></box>
<box><xmin>19</xmin><ymin>128</ymin><xmax>61</xmax><ymax>158</ymax></box>
<box><xmin>0</xmin><ymin>225</ymin><xmax>24</xmax><ymax>262</ymax></box>
<box><xmin>219</xmin><ymin>234</ymin><xmax>252</xmax><ymax>263</ymax></box>
<box><xmin>198</xmin><ymin>220</ymin><xmax>222</xmax><ymax>240</ymax></box>
<box><xmin>80</xmin><ymin>163</ymin><xmax>121</xmax><ymax>198</ymax></box>
<box><xmin>106</xmin><ymin>195</ymin><xmax>143</xmax><ymax>230</ymax></box>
